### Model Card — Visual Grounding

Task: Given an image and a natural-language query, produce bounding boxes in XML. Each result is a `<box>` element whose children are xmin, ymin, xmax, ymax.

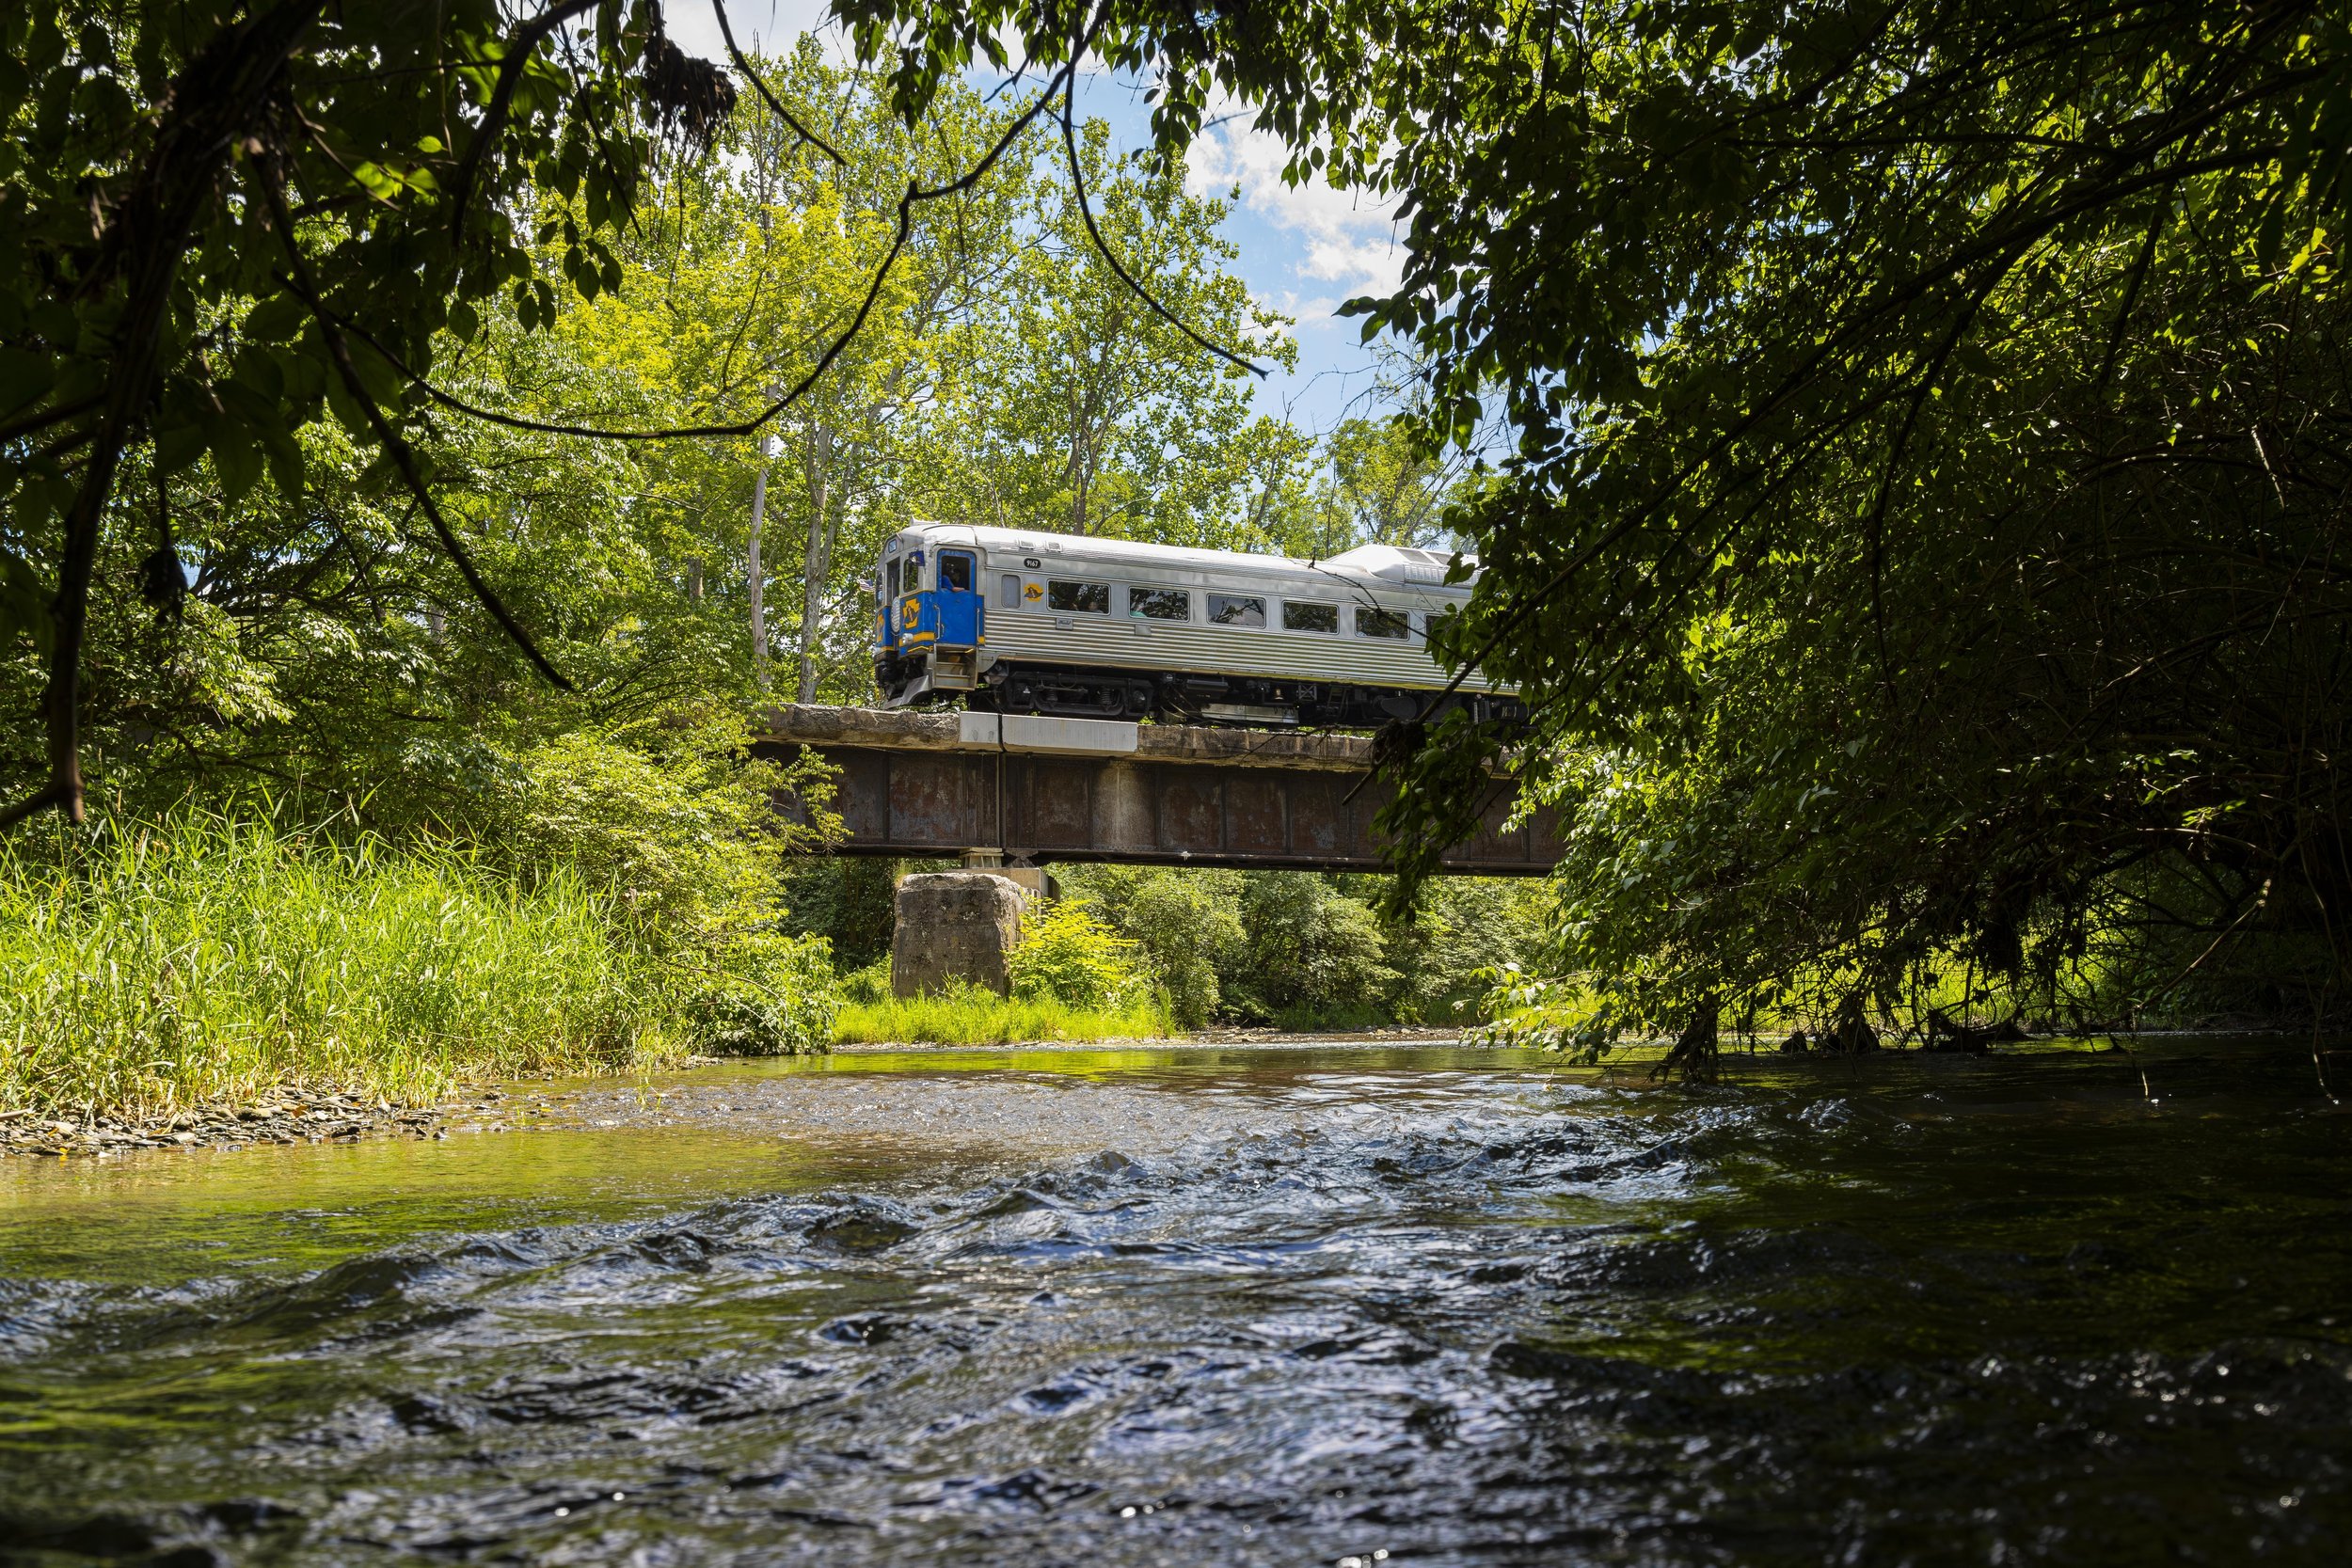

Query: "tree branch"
<box><xmin>448</xmin><ymin>0</ymin><xmax>599</xmax><ymax>246</ymax></box>
<box><xmin>710</xmin><ymin>0</ymin><xmax>845</xmax><ymax>164</ymax></box>
<box><xmin>1</xmin><ymin>0</ymin><xmax>325</xmax><ymax>827</ymax></box>
<box><xmin>262</xmin><ymin>164</ymin><xmax>573</xmax><ymax>691</ymax></box>
<box><xmin>1057</xmin><ymin>18</ymin><xmax>1263</xmax><ymax>378</ymax></box>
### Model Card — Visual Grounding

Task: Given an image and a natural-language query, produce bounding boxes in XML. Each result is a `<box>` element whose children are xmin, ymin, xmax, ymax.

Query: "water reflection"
<box><xmin>1</xmin><ymin>1037</ymin><xmax>2344</xmax><ymax>1564</ymax></box>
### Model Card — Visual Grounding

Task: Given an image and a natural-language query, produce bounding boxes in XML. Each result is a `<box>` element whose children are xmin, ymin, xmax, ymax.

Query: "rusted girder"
<box><xmin>759</xmin><ymin>705</ymin><xmax>1558</xmax><ymax>876</ymax></box>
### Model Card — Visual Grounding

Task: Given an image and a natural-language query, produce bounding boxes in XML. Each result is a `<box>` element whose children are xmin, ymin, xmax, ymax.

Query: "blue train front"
<box><xmin>871</xmin><ymin>523</ymin><xmax>1517</xmax><ymax>729</ymax></box>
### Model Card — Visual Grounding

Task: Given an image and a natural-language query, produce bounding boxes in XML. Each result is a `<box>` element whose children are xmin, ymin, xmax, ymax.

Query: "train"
<box><xmin>868</xmin><ymin>522</ymin><xmax>1518</xmax><ymax>728</ymax></box>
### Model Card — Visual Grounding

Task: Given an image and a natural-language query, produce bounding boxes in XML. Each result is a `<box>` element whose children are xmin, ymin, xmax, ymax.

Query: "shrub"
<box><xmin>679</xmin><ymin>930</ymin><xmax>839</xmax><ymax>1055</ymax></box>
<box><xmin>1009</xmin><ymin>898</ymin><xmax>1148</xmax><ymax>1010</ymax></box>
<box><xmin>1232</xmin><ymin>873</ymin><xmax>1400</xmax><ymax>1024</ymax></box>
<box><xmin>1366</xmin><ymin>874</ymin><xmax>1552</xmax><ymax>1023</ymax></box>
<box><xmin>836</xmin><ymin>956</ymin><xmax>895</xmax><ymax>1006</ymax></box>
<box><xmin>477</xmin><ymin>712</ymin><xmax>843</xmax><ymax>1057</ymax></box>
<box><xmin>484</xmin><ymin>711</ymin><xmax>840</xmax><ymax>956</ymax></box>
<box><xmin>1057</xmin><ymin>865</ymin><xmax>1244</xmax><ymax>1028</ymax></box>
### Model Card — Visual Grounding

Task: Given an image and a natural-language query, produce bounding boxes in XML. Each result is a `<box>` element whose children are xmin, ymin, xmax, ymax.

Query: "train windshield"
<box><xmin>884</xmin><ymin>557</ymin><xmax>899</xmax><ymax>600</ymax></box>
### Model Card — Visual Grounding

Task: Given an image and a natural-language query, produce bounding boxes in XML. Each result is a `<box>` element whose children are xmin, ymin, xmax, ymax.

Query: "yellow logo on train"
<box><xmin>1023</xmin><ymin>582</ymin><xmax>1042</xmax><ymax>601</ymax></box>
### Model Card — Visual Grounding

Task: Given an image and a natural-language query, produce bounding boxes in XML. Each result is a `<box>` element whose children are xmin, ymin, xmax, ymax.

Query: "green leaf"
<box><xmin>244</xmin><ymin>293</ymin><xmax>310</xmax><ymax>343</ymax></box>
<box><xmin>153</xmin><ymin>420</ymin><xmax>207</xmax><ymax>474</ymax></box>
<box><xmin>0</xmin><ymin>547</ymin><xmax>52</xmax><ymax>653</ymax></box>
<box><xmin>208</xmin><ymin>416</ymin><xmax>262</xmax><ymax>502</ymax></box>
<box><xmin>259</xmin><ymin>421</ymin><xmax>305</xmax><ymax>500</ymax></box>
<box><xmin>0</xmin><ymin>347</ymin><xmax>54</xmax><ymax>413</ymax></box>
<box><xmin>348</xmin><ymin>341</ymin><xmax>408</xmax><ymax>409</ymax></box>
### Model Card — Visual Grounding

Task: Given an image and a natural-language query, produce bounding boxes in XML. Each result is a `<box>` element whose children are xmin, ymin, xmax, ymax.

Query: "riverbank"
<box><xmin>0</xmin><ymin>813</ymin><xmax>839</xmax><ymax>1122</ymax></box>
<box><xmin>8</xmin><ymin>1028</ymin><xmax>2290</xmax><ymax>1158</ymax></box>
<box><xmin>0</xmin><ymin>1088</ymin><xmax>442</xmax><ymax>1158</ymax></box>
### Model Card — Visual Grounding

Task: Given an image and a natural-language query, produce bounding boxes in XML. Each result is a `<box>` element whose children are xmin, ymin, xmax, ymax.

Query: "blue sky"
<box><xmin>665</xmin><ymin>2</ymin><xmax>1406</xmax><ymax>435</ymax></box>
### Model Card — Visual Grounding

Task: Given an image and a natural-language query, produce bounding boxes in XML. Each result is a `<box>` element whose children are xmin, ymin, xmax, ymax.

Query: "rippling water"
<box><xmin>2</xmin><ymin>1037</ymin><xmax>2347</xmax><ymax>1565</ymax></box>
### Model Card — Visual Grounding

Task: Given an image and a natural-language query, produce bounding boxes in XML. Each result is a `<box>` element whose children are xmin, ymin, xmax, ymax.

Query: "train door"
<box><xmin>935</xmin><ymin>548</ymin><xmax>980</xmax><ymax>647</ymax></box>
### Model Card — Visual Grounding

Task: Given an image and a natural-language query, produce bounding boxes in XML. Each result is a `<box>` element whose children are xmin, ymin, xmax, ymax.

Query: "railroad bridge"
<box><xmin>759</xmin><ymin>704</ymin><xmax>1559</xmax><ymax>876</ymax></box>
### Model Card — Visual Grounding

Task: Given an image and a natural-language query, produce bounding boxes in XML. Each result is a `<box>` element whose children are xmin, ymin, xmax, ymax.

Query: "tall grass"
<box><xmin>0</xmin><ymin>813</ymin><xmax>693</xmax><ymax>1117</ymax></box>
<box><xmin>832</xmin><ymin>984</ymin><xmax>1170</xmax><ymax>1046</ymax></box>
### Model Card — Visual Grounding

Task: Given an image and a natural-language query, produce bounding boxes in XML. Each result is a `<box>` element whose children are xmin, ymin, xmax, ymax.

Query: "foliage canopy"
<box><xmin>847</xmin><ymin>0</ymin><xmax>2352</xmax><ymax>1037</ymax></box>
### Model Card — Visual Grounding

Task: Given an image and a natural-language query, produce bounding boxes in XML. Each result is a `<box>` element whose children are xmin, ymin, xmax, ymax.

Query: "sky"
<box><xmin>661</xmin><ymin>1</ymin><xmax>1406</xmax><ymax>435</ymax></box>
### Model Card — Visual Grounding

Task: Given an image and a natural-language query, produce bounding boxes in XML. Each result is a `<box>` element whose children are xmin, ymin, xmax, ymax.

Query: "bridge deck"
<box><xmin>761</xmin><ymin>705</ymin><xmax>1558</xmax><ymax>876</ymax></box>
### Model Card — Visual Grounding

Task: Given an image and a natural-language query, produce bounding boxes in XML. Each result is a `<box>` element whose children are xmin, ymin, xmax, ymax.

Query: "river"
<box><xmin>1</xmin><ymin>1037</ymin><xmax>2345</xmax><ymax>1565</ymax></box>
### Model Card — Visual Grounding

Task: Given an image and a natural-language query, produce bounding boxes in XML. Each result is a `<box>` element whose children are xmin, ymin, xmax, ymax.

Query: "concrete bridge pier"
<box><xmin>891</xmin><ymin>871</ymin><xmax>1027</xmax><ymax>999</ymax></box>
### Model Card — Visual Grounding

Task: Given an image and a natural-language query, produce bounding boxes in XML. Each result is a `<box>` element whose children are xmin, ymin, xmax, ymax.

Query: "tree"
<box><xmin>1323</xmin><ymin>418</ymin><xmax>1455</xmax><ymax>549</ymax></box>
<box><xmin>0</xmin><ymin>0</ymin><xmax>778</xmax><ymax>821</ymax></box>
<box><xmin>845</xmin><ymin>0</ymin><xmax>2352</xmax><ymax>1027</ymax></box>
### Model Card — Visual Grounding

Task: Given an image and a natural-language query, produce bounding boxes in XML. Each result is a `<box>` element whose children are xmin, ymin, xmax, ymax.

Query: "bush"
<box><xmin>1057</xmin><ymin>865</ymin><xmax>1244</xmax><ymax>1028</ymax></box>
<box><xmin>1232</xmin><ymin>872</ymin><xmax>1400</xmax><ymax>1025</ymax></box>
<box><xmin>836</xmin><ymin>956</ymin><xmax>895</xmax><ymax>1006</ymax></box>
<box><xmin>476</xmin><ymin>712</ymin><xmax>843</xmax><ymax>1057</ymax></box>
<box><xmin>1008</xmin><ymin>897</ymin><xmax>1149</xmax><ymax>1010</ymax></box>
<box><xmin>484</xmin><ymin>711</ymin><xmax>839</xmax><ymax>955</ymax></box>
<box><xmin>681</xmin><ymin>930</ymin><xmax>839</xmax><ymax>1055</ymax></box>
<box><xmin>780</xmin><ymin>857</ymin><xmax>901</xmax><ymax>971</ymax></box>
<box><xmin>1367</xmin><ymin>874</ymin><xmax>1552</xmax><ymax>1024</ymax></box>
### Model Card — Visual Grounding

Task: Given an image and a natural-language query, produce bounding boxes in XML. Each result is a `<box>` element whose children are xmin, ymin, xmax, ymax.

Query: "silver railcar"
<box><xmin>870</xmin><ymin>523</ymin><xmax>1515</xmax><ymax>727</ymax></box>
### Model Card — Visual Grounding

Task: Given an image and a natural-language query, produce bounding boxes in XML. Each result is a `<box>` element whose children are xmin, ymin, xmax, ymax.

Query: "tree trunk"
<box><xmin>748</xmin><ymin>456</ymin><xmax>771</xmax><ymax>690</ymax></box>
<box><xmin>796</xmin><ymin>430</ymin><xmax>833</xmax><ymax>705</ymax></box>
<box><xmin>1654</xmin><ymin>993</ymin><xmax>1722</xmax><ymax>1083</ymax></box>
<box><xmin>1067</xmin><ymin>376</ymin><xmax>1088</xmax><ymax>534</ymax></box>
<box><xmin>5</xmin><ymin>1</ymin><xmax>325</xmax><ymax>826</ymax></box>
<box><xmin>686</xmin><ymin>558</ymin><xmax>704</xmax><ymax>603</ymax></box>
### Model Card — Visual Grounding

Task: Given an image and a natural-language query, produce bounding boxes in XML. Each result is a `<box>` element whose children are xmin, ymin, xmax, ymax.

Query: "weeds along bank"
<box><xmin>790</xmin><ymin>859</ymin><xmax>1551</xmax><ymax>1034</ymax></box>
<box><xmin>834</xmin><ymin>897</ymin><xmax>1170</xmax><ymax>1045</ymax></box>
<box><xmin>2</xmin><ymin>816</ymin><xmax>1536</xmax><ymax>1120</ymax></box>
<box><xmin>0</xmin><ymin>814</ymin><xmax>835</xmax><ymax>1119</ymax></box>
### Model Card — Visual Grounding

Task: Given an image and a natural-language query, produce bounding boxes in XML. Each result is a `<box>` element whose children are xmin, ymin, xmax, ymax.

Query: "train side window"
<box><xmin>1282</xmin><ymin>601</ymin><xmax>1338</xmax><ymax>633</ymax></box>
<box><xmin>999</xmin><ymin>573</ymin><xmax>1021</xmax><ymax>609</ymax></box>
<box><xmin>1357</xmin><ymin>606</ymin><xmax>1411</xmax><ymax>640</ymax></box>
<box><xmin>940</xmin><ymin>552</ymin><xmax>972</xmax><ymax>592</ymax></box>
<box><xmin>1207</xmin><ymin>594</ymin><xmax>1265</xmax><ymax>627</ymax></box>
<box><xmin>1127</xmin><ymin>587</ymin><xmax>1190</xmax><ymax>620</ymax></box>
<box><xmin>1048</xmin><ymin>579</ymin><xmax>1110</xmax><ymax>613</ymax></box>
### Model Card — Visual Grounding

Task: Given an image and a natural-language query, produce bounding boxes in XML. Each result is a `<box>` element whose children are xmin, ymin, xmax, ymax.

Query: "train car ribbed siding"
<box><xmin>870</xmin><ymin>522</ymin><xmax>1512</xmax><ymax>721</ymax></box>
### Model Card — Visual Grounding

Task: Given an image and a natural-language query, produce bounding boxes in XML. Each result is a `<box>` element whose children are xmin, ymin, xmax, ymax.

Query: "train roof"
<box><xmin>889</xmin><ymin>523</ymin><xmax>1480</xmax><ymax>594</ymax></box>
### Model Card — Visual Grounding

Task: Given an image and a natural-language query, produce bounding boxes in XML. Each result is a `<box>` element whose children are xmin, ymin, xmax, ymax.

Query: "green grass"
<box><xmin>0</xmin><ymin>812</ymin><xmax>698</xmax><ymax>1117</ymax></box>
<box><xmin>833</xmin><ymin>985</ymin><xmax>1170</xmax><ymax>1046</ymax></box>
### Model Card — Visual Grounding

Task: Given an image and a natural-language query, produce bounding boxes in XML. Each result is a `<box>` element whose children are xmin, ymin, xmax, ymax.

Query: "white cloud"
<box><xmin>661</xmin><ymin>0</ymin><xmax>838</xmax><ymax>60</ymax></box>
<box><xmin>1184</xmin><ymin>102</ymin><xmax>1403</xmax><ymax>303</ymax></box>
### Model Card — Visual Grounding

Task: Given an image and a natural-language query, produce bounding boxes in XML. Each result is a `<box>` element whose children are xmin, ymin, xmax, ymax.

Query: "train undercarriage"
<box><xmin>874</xmin><ymin>655</ymin><xmax>1522</xmax><ymax>730</ymax></box>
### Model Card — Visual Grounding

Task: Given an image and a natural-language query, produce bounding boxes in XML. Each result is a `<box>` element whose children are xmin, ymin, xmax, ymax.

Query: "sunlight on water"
<box><xmin>2</xmin><ymin>1037</ymin><xmax>2345</xmax><ymax>1565</ymax></box>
